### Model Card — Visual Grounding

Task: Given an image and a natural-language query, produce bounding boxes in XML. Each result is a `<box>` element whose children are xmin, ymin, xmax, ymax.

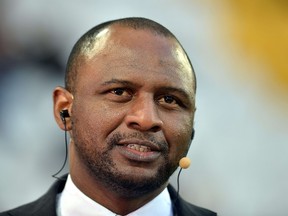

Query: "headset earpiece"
<box><xmin>53</xmin><ymin>110</ymin><xmax>70</xmax><ymax>179</ymax></box>
<box><xmin>60</xmin><ymin>110</ymin><xmax>70</xmax><ymax>122</ymax></box>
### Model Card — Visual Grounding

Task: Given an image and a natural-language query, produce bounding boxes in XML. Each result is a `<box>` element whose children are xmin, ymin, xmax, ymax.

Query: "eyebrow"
<box><xmin>160</xmin><ymin>86</ymin><xmax>190</xmax><ymax>97</ymax></box>
<box><xmin>101</xmin><ymin>78</ymin><xmax>135</xmax><ymax>87</ymax></box>
<box><xmin>101</xmin><ymin>78</ymin><xmax>194</xmax><ymax>102</ymax></box>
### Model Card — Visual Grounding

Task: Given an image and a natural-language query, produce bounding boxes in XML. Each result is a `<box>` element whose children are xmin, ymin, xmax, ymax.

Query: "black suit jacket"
<box><xmin>0</xmin><ymin>175</ymin><xmax>216</xmax><ymax>216</ymax></box>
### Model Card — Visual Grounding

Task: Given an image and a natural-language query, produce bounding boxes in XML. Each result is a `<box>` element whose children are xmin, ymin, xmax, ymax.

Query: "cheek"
<box><xmin>71</xmin><ymin>101</ymin><xmax>125</xmax><ymax>143</ymax></box>
<box><xmin>165</xmin><ymin>115</ymin><xmax>193</xmax><ymax>158</ymax></box>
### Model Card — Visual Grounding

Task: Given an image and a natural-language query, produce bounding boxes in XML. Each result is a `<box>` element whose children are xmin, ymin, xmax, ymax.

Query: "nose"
<box><xmin>124</xmin><ymin>96</ymin><xmax>163</xmax><ymax>132</ymax></box>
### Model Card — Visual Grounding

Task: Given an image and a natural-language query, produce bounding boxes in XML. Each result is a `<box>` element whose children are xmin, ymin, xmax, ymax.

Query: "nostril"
<box><xmin>150</xmin><ymin>125</ymin><xmax>161</xmax><ymax>133</ymax></box>
<box><xmin>128</xmin><ymin>122</ymin><xmax>140</xmax><ymax>129</ymax></box>
<box><xmin>126</xmin><ymin>116</ymin><xmax>163</xmax><ymax>132</ymax></box>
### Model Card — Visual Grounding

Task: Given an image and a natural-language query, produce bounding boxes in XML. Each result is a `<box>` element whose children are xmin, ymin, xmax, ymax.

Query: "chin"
<box><xmin>99</xmin><ymin>164</ymin><xmax>175</xmax><ymax>198</ymax></box>
<box><xmin>110</xmin><ymin>175</ymin><xmax>167</xmax><ymax>198</ymax></box>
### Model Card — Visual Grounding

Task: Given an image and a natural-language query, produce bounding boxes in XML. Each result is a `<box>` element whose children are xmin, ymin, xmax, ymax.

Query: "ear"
<box><xmin>53</xmin><ymin>86</ymin><xmax>73</xmax><ymax>131</ymax></box>
<box><xmin>191</xmin><ymin>128</ymin><xmax>195</xmax><ymax>140</ymax></box>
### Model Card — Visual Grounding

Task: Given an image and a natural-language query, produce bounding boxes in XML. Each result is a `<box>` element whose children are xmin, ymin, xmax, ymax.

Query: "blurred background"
<box><xmin>0</xmin><ymin>0</ymin><xmax>287</xmax><ymax>215</ymax></box>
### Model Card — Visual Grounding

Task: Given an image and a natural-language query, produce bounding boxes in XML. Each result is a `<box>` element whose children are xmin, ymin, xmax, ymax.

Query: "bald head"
<box><xmin>65</xmin><ymin>17</ymin><xmax>196</xmax><ymax>93</ymax></box>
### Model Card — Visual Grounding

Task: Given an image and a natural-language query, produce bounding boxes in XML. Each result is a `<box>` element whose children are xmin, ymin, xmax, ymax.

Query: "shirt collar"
<box><xmin>57</xmin><ymin>174</ymin><xmax>173</xmax><ymax>216</ymax></box>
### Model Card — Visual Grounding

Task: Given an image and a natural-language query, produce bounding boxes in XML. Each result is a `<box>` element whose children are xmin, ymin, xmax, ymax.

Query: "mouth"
<box><xmin>126</xmin><ymin>144</ymin><xmax>151</xmax><ymax>152</ymax></box>
<box><xmin>116</xmin><ymin>140</ymin><xmax>162</xmax><ymax>162</ymax></box>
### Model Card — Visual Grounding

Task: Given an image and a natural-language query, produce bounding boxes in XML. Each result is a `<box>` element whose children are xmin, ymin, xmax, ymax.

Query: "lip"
<box><xmin>118</xmin><ymin>139</ymin><xmax>161</xmax><ymax>151</ymax></box>
<box><xmin>116</xmin><ymin>139</ymin><xmax>162</xmax><ymax>162</ymax></box>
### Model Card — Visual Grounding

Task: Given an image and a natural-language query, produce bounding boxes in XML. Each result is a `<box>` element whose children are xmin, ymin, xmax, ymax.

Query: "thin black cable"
<box><xmin>175</xmin><ymin>167</ymin><xmax>183</xmax><ymax>203</ymax></box>
<box><xmin>52</xmin><ymin>118</ymin><xmax>68</xmax><ymax>179</ymax></box>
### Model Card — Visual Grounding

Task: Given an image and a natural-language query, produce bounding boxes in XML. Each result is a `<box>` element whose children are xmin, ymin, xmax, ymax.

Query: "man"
<box><xmin>1</xmin><ymin>17</ymin><xmax>216</xmax><ymax>216</ymax></box>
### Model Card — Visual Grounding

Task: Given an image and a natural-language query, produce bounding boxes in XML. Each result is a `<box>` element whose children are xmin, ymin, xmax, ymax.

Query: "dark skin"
<box><xmin>53</xmin><ymin>24</ymin><xmax>196</xmax><ymax>215</ymax></box>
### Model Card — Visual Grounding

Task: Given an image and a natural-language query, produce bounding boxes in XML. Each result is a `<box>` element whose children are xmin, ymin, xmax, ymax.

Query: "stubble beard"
<box><xmin>74</xmin><ymin>131</ymin><xmax>179</xmax><ymax>198</ymax></box>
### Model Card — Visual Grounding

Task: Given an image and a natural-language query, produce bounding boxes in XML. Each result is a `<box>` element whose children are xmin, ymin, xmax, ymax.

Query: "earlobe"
<box><xmin>191</xmin><ymin>128</ymin><xmax>195</xmax><ymax>140</ymax></box>
<box><xmin>53</xmin><ymin>87</ymin><xmax>73</xmax><ymax>131</ymax></box>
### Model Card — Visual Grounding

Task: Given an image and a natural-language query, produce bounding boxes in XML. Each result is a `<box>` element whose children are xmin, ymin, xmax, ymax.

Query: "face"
<box><xmin>70</xmin><ymin>25</ymin><xmax>196</xmax><ymax>197</ymax></box>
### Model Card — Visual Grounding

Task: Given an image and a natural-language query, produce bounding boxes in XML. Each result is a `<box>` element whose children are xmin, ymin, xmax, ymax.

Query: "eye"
<box><xmin>112</xmin><ymin>88</ymin><xmax>126</xmax><ymax>96</ymax></box>
<box><xmin>108</xmin><ymin>88</ymin><xmax>133</xmax><ymax>102</ymax></box>
<box><xmin>163</xmin><ymin>95</ymin><xmax>177</xmax><ymax>104</ymax></box>
<box><xmin>158</xmin><ymin>95</ymin><xmax>180</xmax><ymax>108</ymax></box>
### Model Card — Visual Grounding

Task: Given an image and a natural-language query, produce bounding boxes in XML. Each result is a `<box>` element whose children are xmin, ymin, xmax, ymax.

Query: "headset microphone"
<box><xmin>175</xmin><ymin>156</ymin><xmax>191</xmax><ymax>204</ymax></box>
<box><xmin>179</xmin><ymin>157</ymin><xmax>191</xmax><ymax>169</ymax></box>
<box><xmin>52</xmin><ymin>110</ymin><xmax>70</xmax><ymax>179</ymax></box>
<box><xmin>175</xmin><ymin>128</ymin><xmax>193</xmax><ymax>200</ymax></box>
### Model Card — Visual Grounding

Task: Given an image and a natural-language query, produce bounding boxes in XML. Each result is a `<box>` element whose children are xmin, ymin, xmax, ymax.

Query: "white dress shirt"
<box><xmin>56</xmin><ymin>175</ymin><xmax>173</xmax><ymax>216</ymax></box>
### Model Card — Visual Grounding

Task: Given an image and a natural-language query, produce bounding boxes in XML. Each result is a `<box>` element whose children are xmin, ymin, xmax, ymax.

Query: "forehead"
<box><xmin>76</xmin><ymin>25</ymin><xmax>195</xmax><ymax>96</ymax></box>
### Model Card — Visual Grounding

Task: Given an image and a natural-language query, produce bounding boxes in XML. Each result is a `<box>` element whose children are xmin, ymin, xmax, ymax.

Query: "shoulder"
<box><xmin>0</xmin><ymin>176</ymin><xmax>67</xmax><ymax>216</ymax></box>
<box><xmin>0</xmin><ymin>200</ymin><xmax>50</xmax><ymax>216</ymax></box>
<box><xmin>167</xmin><ymin>184</ymin><xmax>217</xmax><ymax>216</ymax></box>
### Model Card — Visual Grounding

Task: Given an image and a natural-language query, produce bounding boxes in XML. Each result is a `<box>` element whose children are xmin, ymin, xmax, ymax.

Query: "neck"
<box><xmin>70</xmin><ymin>168</ymin><xmax>168</xmax><ymax>215</ymax></box>
<box><xmin>69</xmin><ymin>141</ymin><xmax>168</xmax><ymax>215</ymax></box>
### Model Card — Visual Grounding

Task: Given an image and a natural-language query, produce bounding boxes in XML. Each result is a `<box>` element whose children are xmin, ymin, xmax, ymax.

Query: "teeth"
<box><xmin>127</xmin><ymin>144</ymin><xmax>151</xmax><ymax>152</ymax></box>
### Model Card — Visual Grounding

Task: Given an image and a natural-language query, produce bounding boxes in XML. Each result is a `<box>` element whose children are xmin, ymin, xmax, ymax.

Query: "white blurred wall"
<box><xmin>0</xmin><ymin>1</ymin><xmax>287</xmax><ymax>215</ymax></box>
